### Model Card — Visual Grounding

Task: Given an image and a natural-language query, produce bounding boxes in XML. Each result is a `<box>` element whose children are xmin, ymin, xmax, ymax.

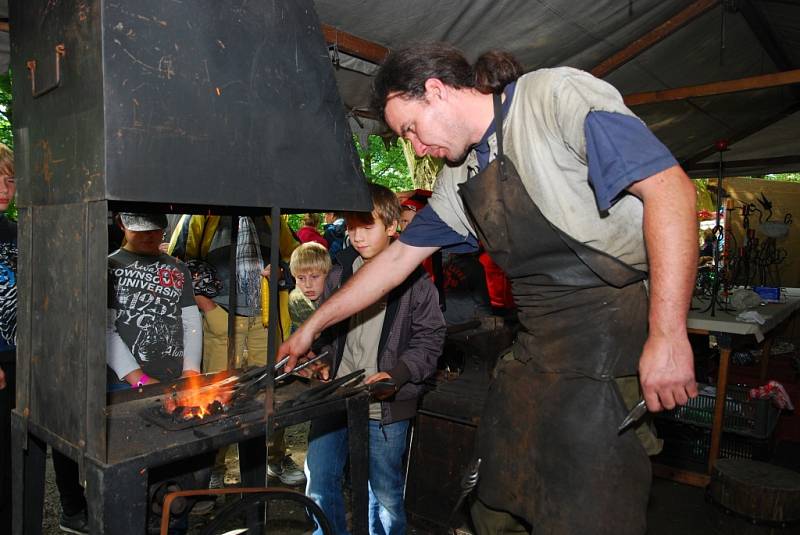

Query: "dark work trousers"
<box><xmin>52</xmin><ymin>450</ymin><xmax>87</xmax><ymax>516</ymax></box>
<box><xmin>0</xmin><ymin>356</ymin><xmax>15</xmax><ymax>532</ymax></box>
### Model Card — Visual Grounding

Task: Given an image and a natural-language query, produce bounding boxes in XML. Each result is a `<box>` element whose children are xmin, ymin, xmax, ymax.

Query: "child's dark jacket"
<box><xmin>315</xmin><ymin>246</ymin><xmax>446</xmax><ymax>424</ymax></box>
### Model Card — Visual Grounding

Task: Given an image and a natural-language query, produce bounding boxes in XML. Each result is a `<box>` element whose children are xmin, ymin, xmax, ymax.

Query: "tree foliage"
<box><xmin>354</xmin><ymin>135</ymin><xmax>414</xmax><ymax>192</ymax></box>
<box><xmin>397</xmin><ymin>137</ymin><xmax>443</xmax><ymax>191</ymax></box>
<box><xmin>287</xmin><ymin>135</ymin><xmax>415</xmax><ymax>232</ymax></box>
<box><xmin>0</xmin><ymin>72</ymin><xmax>11</xmax><ymax>149</ymax></box>
<box><xmin>764</xmin><ymin>173</ymin><xmax>800</xmax><ymax>182</ymax></box>
<box><xmin>0</xmin><ymin>71</ymin><xmax>14</xmax><ymax>220</ymax></box>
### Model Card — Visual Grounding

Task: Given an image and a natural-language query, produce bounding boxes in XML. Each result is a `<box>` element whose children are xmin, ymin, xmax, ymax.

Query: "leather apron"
<box><xmin>460</xmin><ymin>95</ymin><xmax>651</xmax><ymax>534</ymax></box>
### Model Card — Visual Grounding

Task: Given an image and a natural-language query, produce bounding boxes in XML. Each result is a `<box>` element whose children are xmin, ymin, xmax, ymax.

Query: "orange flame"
<box><xmin>164</xmin><ymin>374</ymin><xmax>234</xmax><ymax>419</ymax></box>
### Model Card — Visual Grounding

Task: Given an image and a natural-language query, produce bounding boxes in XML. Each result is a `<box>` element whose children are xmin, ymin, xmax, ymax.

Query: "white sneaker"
<box><xmin>267</xmin><ymin>455</ymin><xmax>307</xmax><ymax>486</ymax></box>
<box><xmin>209</xmin><ymin>472</ymin><xmax>224</xmax><ymax>490</ymax></box>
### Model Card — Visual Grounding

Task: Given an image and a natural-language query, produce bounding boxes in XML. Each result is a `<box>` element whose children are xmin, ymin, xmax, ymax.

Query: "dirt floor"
<box><xmin>40</xmin><ymin>423</ymin><xmax>312</xmax><ymax>535</ymax></box>
<box><xmin>38</xmin><ymin>430</ymin><xmax>800</xmax><ymax>535</ymax></box>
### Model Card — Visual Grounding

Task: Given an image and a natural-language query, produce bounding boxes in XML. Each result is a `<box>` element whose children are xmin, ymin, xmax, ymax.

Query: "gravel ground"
<box><xmin>40</xmin><ymin>423</ymin><xmax>311</xmax><ymax>535</ymax></box>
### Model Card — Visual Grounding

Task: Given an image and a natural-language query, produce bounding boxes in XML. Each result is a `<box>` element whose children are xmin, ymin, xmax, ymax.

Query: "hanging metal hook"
<box><xmin>329</xmin><ymin>30</ymin><xmax>341</xmax><ymax>69</ymax></box>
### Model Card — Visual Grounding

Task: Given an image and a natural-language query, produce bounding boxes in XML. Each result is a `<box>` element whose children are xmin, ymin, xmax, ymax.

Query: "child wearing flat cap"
<box><xmin>107</xmin><ymin>213</ymin><xmax>202</xmax><ymax>388</ymax></box>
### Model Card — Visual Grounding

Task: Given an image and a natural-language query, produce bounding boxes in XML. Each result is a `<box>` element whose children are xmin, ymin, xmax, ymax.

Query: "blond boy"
<box><xmin>288</xmin><ymin>242</ymin><xmax>331</xmax><ymax>331</ymax></box>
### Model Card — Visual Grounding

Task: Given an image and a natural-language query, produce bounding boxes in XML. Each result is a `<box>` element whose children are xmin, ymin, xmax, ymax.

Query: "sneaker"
<box><xmin>267</xmin><ymin>455</ymin><xmax>306</xmax><ymax>486</ymax></box>
<box><xmin>59</xmin><ymin>509</ymin><xmax>89</xmax><ymax>535</ymax></box>
<box><xmin>190</xmin><ymin>498</ymin><xmax>216</xmax><ymax>516</ymax></box>
<box><xmin>209</xmin><ymin>472</ymin><xmax>224</xmax><ymax>490</ymax></box>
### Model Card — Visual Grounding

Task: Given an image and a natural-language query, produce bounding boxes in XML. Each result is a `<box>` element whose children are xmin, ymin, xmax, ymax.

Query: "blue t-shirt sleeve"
<box><xmin>399</xmin><ymin>205</ymin><xmax>480</xmax><ymax>253</ymax></box>
<box><xmin>585</xmin><ymin>111</ymin><xmax>678</xmax><ymax>211</ymax></box>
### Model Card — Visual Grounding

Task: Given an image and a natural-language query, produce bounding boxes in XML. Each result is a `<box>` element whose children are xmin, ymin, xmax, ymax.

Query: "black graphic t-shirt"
<box><xmin>0</xmin><ymin>215</ymin><xmax>17</xmax><ymax>358</ymax></box>
<box><xmin>107</xmin><ymin>249</ymin><xmax>195</xmax><ymax>381</ymax></box>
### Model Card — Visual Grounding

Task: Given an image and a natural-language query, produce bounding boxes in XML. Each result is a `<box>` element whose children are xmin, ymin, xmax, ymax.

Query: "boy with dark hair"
<box><xmin>303</xmin><ymin>183</ymin><xmax>446</xmax><ymax>535</ymax></box>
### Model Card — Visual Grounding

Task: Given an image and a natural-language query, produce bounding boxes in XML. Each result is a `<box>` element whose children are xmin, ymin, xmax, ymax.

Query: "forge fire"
<box><xmin>162</xmin><ymin>374</ymin><xmax>234</xmax><ymax>421</ymax></box>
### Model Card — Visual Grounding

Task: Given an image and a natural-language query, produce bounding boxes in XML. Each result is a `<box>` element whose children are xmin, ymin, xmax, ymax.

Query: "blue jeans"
<box><xmin>305</xmin><ymin>419</ymin><xmax>409</xmax><ymax>535</ymax></box>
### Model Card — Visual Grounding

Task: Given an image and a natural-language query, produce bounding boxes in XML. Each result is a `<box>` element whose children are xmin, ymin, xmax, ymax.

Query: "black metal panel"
<box><xmin>9</xmin><ymin>0</ymin><xmax>106</xmax><ymax>207</ymax></box>
<box><xmin>85</xmin><ymin>200</ymin><xmax>109</xmax><ymax>462</ymax></box>
<box><xmin>11</xmin><ymin>419</ymin><xmax>47</xmax><ymax>535</ymax></box>
<box><xmin>101</xmin><ymin>0</ymin><xmax>371</xmax><ymax>212</ymax></box>
<box><xmin>27</xmin><ymin>203</ymin><xmax>104</xmax><ymax>451</ymax></box>
<box><xmin>14</xmin><ymin>207</ymin><xmax>32</xmax><ymax>433</ymax></box>
<box><xmin>86</xmin><ymin>458</ymin><xmax>149</xmax><ymax>535</ymax></box>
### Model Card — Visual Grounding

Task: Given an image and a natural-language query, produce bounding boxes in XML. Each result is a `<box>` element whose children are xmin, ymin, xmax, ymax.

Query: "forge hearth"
<box><xmin>141</xmin><ymin>394</ymin><xmax>263</xmax><ymax>431</ymax></box>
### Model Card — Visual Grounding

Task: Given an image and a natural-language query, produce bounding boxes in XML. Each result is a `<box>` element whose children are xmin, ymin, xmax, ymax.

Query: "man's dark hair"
<box><xmin>474</xmin><ymin>50</ymin><xmax>524</xmax><ymax>95</ymax></box>
<box><xmin>371</xmin><ymin>42</ymin><xmax>523</xmax><ymax>121</ymax></box>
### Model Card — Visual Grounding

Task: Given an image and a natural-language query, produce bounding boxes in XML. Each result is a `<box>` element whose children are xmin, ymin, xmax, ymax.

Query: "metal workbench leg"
<box><xmin>239</xmin><ymin>435</ymin><xmax>267</xmax><ymax>530</ymax></box>
<box><xmin>86</xmin><ymin>459</ymin><xmax>148</xmax><ymax>534</ymax></box>
<box><xmin>759</xmin><ymin>336</ymin><xmax>774</xmax><ymax>382</ymax></box>
<box><xmin>239</xmin><ymin>435</ymin><xmax>267</xmax><ymax>488</ymax></box>
<box><xmin>11</xmin><ymin>423</ymin><xmax>45</xmax><ymax>535</ymax></box>
<box><xmin>708</xmin><ymin>332</ymin><xmax>733</xmax><ymax>474</ymax></box>
<box><xmin>346</xmin><ymin>393</ymin><xmax>370</xmax><ymax>535</ymax></box>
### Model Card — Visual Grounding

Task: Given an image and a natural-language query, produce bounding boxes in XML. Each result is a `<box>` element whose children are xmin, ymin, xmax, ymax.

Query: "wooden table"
<box><xmin>655</xmin><ymin>288</ymin><xmax>800</xmax><ymax>487</ymax></box>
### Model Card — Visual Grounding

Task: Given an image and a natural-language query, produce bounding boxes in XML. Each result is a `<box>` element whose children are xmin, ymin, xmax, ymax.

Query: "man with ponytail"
<box><xmin>281</xmin><ymin>43</ymin><xmax>698</xmax><ymax>534</ymax></box>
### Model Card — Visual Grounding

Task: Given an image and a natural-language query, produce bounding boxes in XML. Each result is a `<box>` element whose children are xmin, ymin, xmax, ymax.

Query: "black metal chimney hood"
<box><xmin>12</xmin><ymin>0</ymin><xmax>372</xmax><ymax>213</ymax></box>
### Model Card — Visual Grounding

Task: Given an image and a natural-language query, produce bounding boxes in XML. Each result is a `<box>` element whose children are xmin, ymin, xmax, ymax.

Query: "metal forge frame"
<box><xmin>7</xmin><ymin>0</ymin><xmax>372</xmax><ymax>533</ymax></box>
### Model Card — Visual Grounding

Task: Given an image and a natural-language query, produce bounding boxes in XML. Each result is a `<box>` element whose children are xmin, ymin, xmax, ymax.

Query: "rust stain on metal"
<box><xmin>131</xmin><ymin>98</ymin><xmax>143</xmax><ymax>128</ymax></box>
<box><xmin>35</xmin><ymin>140</ymin><xmax>55</xmax><ymax>184</ymax></box>
<box><xmin>33</xmin><ymin>138</ymin><xmax>65</xmax><ymax>184</ymax></box>
<box><xmin>158</xmin><ymin>56</ymin><xmax>175</xmax><ymax>79</ymax></box>
<box><xmin>78</xmin><ymin>1</ymin><xmax>89</xmax><ymax>23</ymax></box>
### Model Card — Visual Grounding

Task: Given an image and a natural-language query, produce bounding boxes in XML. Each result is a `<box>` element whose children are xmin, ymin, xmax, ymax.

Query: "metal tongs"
<box><xmin>230</xmin><ymin>351</ymin><xmax>329</xmax><ymax>402</ymax></box>
<box><xmin>282</xmin><ymin>369</ymin><xmax>366</xmax><ymax>409</ymax></box>
<box><xmin>336</xmin><ymin>377</ymin><xmax>398</xmax><ymax>401</ymax></box>
<box><xmin>618</xmin><ymin>399</ymin><xmax>648</xmax><ymax>432</ymax></box>
<box><xmin>274</xmin><ymin>351</ymin><xmax>329</xmax><ymax>382</ymax></box>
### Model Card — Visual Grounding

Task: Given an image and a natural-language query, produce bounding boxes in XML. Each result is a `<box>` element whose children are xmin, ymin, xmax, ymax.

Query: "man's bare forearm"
<box><xmin>638</xmin><ymin>166</ymin><xmax>698</xmax><ymax>336</ymax></box>
<box><xmin>628</xmin><ymin>164</ymin><xmax>699</xmax><ymax>409</ymax></box>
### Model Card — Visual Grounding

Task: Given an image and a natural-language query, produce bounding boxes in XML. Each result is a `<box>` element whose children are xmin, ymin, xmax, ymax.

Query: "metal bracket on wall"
<box><xmin>26</xmin><ymin>43</ymin><xmax>66</xmax><ymax>98</ymax></box>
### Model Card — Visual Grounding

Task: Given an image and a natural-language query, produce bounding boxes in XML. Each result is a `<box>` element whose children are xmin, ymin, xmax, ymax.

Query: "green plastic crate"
<box><xmin>656</xmin><ymin>383</ymin><xmax>779</xmax><ymax>439</ymax></box>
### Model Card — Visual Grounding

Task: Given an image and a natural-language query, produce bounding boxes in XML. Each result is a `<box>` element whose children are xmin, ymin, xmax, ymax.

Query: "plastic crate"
<box><xmin>654</xmin><ymin>420</ymin><xmax>774</xmax><ymax>471</ymax></box>
<box><xmin>656</xmin><ymin>383</ymin><xmax>779</xmax><ymax>439</ymax></box>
